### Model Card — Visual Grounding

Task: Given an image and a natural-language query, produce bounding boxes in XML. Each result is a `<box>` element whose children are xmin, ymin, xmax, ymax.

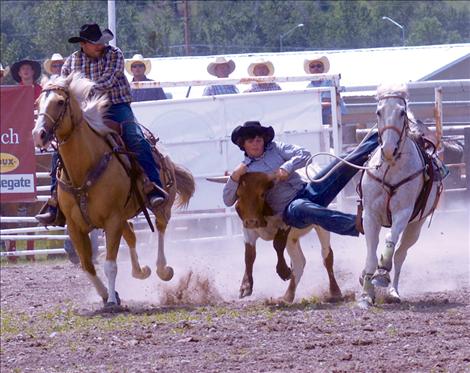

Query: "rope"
<box><xmin>305</xmin><ymin>124</ymin><xmax>380</xmax><ymax>183</ymax></box>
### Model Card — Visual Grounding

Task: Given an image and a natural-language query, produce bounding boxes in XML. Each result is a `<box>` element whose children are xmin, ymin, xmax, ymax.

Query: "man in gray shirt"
<box><xmin>223</xmin><ymin>121</ymin><xmax>379</xmax><ymax>236</ymax></box>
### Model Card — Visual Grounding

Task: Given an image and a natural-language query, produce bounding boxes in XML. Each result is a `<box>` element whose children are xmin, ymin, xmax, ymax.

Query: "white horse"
<box><xmin>357</xmin><ymin>84</ymin><xmax>444</xmax><ymax>309</ymax></box>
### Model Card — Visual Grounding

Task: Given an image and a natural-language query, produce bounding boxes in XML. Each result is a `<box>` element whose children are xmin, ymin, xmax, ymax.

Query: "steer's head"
<box><xmin>235</xmin><ymin>172</ymin><xmax>275</xmax><ymax>229</ymax></box>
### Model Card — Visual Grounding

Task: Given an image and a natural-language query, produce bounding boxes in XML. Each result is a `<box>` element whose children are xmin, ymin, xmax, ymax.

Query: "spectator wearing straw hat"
<box><xmin>43</xmin><ymin>53</ymin><xmax>65</xmax><ymax>79</ymax></box>
<box><xmin>244</xmin><ymin>59</ymin><xmax>281</xmax><ymax>93</ymax></box>
<box><xmin>125</xmin><ymin>54</ymin><xmax>167</xmax><ymax>102</ymax></box>
<box><xmin>10</xmin><ymin>59</ymin><xmax>42</xmax><ymax>100</ymax></box>
<box><xmin>0</xmin><ymin>63</ymin><xmax>9</xmax><ymax>85</ymax></box>
<box><xmin>203</xmin><ymin>57</ymin><xmax>239</xmax><ymax>96</ymax></box>
<box><xmin>304</xmin><ymin>56</ymin><xmax>346</xmax><ymax>124</ymax></box>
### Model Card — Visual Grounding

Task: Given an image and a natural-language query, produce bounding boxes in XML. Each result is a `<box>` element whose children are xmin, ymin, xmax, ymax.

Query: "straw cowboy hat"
<box><xmin>0</xmin><ymin>63</ymin><xmax>9</xmax><ymax>77</ymax></box>
<box><xmin>231</xmin><ymin>121</ymin><xmax>275</xmax><ymax>150</ymax></box>
<box><xmin>10</xmin><ymin>59</ymin><xmax>41</xmax><ymax>83</ymax></box>
<box><xmin>247</xmin><ymin>59</ymin><xmax>275</xmax><ymax>76</ymax></box>
<box><xmin>68</xmin><ymin>23</ymin><xmax>114</xmax><ymax>44</ymax></box>
<box><xmin>125</xmin><ymin>54</ymin><xmax>152</xmax><ymax>75</ymax></box>
<box><xmin>304</xmin><ymin>55</ymin><xmax>330</xmax><ymax>74</ymax></box>
<box><xmin>207</xmin><ymin>57</ymin><xmax>236</xmax><ymax>76</ymax></box>
<box><xmin>43</xmin><ymin>53</ymin><xmax>64</xmax><ymax>75</ymax></box>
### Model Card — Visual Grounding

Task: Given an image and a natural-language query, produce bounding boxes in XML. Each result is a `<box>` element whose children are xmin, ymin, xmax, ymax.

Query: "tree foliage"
<box><xmin>1</xmin><ymin>0</ymin><xmax>469</xmax><ymax>69</ymax></box>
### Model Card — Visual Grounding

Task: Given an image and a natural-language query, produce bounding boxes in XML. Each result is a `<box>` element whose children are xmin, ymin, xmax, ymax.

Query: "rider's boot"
<box><xmin>35</xmin><ymin>196</ymin><xmax>65</xmax><ymax>226</ymax></box>
<box><xmin>144</xmin><ymin>180</ymin><xmax>168</xmax><ymax>212</ymax></box>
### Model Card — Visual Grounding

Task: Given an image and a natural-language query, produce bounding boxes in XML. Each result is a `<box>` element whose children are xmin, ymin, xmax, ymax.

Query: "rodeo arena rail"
<box><xmin>1</xmin><ymin>75</ymin><xmax>469</xmax><ymax>260</ymax></box>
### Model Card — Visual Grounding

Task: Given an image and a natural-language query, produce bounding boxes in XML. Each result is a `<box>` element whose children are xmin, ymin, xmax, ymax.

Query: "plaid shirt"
<box><xmin>62</xmin><ymin>45</ymin><xmax>132</xmax><ymax>105</ymax></box>
<box><xmin>203</xmin><ymin>84</ymin><xmax>239</xmax><ymax>96</ymax></box>
<box><xmin>244</xmin><ymin>82</ymin><xmax>282</xmax><ymax>93</ymax></box>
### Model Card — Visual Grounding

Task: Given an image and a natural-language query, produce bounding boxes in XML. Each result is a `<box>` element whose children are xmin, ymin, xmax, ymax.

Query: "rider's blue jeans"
<box><xmin>106</xmin><ymin>103</ymin><xmax>163</xmax><ymax>189</ymax></box>
<box><xmin>283</xmin><ymin>132</ymin><xmax>379</xmax><ymax>236</ymax></box>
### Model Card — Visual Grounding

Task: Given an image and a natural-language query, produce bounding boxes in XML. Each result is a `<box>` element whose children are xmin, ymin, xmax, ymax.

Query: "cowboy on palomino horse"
<box><xmin>35</xmin><ymin>23</ymin><xmax>167</xmax><ymax>225</ymax></box>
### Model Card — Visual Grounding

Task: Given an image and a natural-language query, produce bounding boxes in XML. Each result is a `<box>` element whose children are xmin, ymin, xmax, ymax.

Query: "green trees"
<box><xmin>1</xmin><ymin>0</ymin><xmax>468</xmax><ymax>68</ymax></box>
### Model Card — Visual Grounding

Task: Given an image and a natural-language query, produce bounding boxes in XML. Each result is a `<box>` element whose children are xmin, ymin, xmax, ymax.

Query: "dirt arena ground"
<box><xmin>1</xmin><ymin>209</ymin><xmax>469</xmax><ymax>372</ymax></box>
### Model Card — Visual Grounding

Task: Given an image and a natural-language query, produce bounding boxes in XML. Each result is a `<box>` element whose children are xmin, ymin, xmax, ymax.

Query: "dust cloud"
<box><xmin>88</xmin><ymin>196</ymin><xmax>468</xmax><ymax>306</ymax></box>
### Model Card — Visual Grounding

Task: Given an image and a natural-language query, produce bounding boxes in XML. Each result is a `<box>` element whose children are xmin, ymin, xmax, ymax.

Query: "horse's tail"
<box><xmin>174</xmin><ymin>163</ymin><xmax>196</xmax><ymax>209</ymax></box>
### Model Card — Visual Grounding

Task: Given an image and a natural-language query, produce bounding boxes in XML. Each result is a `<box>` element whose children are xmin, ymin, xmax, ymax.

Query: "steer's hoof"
<box><xmin>239</xmin><ymin>287</ymin><xmax>253</xmax><ymax>299</ymax></box>
<box><xmin>276</xmin><ymin>264</ymin><xmax>292</xmax><ymax>281</ymax></box>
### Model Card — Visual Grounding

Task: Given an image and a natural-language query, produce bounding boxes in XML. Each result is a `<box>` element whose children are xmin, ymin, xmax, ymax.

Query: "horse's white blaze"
<box><xmin>32</xmin><ymin>92</ymin><xmax>55</xmax><ymax>148</ymax></box>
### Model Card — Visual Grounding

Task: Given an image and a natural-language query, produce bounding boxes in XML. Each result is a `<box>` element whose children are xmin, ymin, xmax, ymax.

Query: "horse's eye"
<box><xmin>400</xmin><ymin>110</ymin><xmax>405</xmax><ymax>117</ymax></box>
<box><xmin>57</xmin><ymin>99</ymin><xmax>65</xmax><ymax>106</ymax></box>
<box><xmin>376</xmin><ymin>110</ymin><xmax>381</xmax><ymax>117</ymax></box>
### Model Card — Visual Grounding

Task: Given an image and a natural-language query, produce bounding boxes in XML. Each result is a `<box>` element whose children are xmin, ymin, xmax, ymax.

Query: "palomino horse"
<box><xmin>32</xmin><ymin>73</ymin><xmax>195</xmax><ymax>308</ymax></box>
<box><xmin>357</xmin><ymin>84</ymin><xmax>444</xmax><ymax>309</ymax></box>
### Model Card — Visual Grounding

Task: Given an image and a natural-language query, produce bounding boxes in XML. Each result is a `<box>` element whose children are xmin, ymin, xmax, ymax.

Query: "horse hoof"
<box><xmin>133</xmin><ymin>266</ymin><xmax>151</xmax><ymax>280</ymax></box>
<box><xmin>157</xmin><ymin>266</ymin><xmax>174</xmax><ymax>281</ymax></box>
<box><xmin>276</xmin><ymin>264</ymin><xmax>292</xmax><ymax>281</ymax></box>
<box><xmin>357</xmin><ymin>299</ymin><xmax>371</xmax><ymax>310</ymax></box>
<box><xmin>386</xmin><ymin>288</ymin><xmax>401</xmax><ymax>303</ymax></box>
<box><xmin>102</xmin><ymin>291</ymin><xmax>121</xmax><ymax>306</ymax></box>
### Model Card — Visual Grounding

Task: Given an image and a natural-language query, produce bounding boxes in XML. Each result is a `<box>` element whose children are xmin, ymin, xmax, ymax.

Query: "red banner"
<box><xmin>0</xmin><ymin>85</ymin><xmax>37</xmax><ymax>202</ymax></box>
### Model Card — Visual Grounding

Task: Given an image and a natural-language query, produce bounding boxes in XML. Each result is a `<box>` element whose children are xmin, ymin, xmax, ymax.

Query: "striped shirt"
<box><xmin>62</xmin><ymin>45</ymin><xmax>132</xmax><ymax>105</ymax></box>
<box><xmin>203</xmin><ymin>84</ymin><xmax>239</xmax><ymax>96</ymax></box>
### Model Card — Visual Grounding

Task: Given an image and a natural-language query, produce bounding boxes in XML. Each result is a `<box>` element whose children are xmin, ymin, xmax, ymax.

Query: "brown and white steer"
<box><xmin>235</xmin><ymin>172</ymin><xmax>342</xmax><ymax>303</ymax></box>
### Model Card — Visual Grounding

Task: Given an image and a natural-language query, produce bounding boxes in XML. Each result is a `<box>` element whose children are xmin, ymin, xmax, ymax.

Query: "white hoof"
<box><xmin>357</xmin><ymin>294</ymin><xmax>373</xmax><ymax>310</ymax></box>
<box><xmin>132</xmin><ymin>265</ymin><xmax>151</xmax><ymax>280</ymax></box>
<box><xmin>157</xmin><ymin>266</ymin><xmax>174</xmax><ymax>281</ymax></box>
<box><xmin>371</xmin><ymin>269</ymin><xmax>391</xmax><ymax>288</ymax></box>
<box><xmin>386</xmin><ymin>287</ymin><xmax>401</xmax><ymax>303</ymax></box>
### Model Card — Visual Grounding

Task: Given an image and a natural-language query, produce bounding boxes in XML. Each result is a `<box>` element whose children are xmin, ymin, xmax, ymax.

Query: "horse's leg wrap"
<box><xmin>379</xmin><ymin>240</ymin><xmax>395</xmax><ymax>271</ymax></box>
<box><xmin>358</xmin><ymin>273</ymin><xmax>375</xmax><ymax>309</ymax></box>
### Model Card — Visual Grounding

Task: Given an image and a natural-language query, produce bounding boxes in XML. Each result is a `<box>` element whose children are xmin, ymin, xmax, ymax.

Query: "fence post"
<box><xmin>465</xmin><ymin>127</ymin><xmax>470</xmax><ymax>198</ymax></box>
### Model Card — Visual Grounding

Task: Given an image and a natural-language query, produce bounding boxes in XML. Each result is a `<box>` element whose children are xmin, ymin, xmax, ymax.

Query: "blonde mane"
<box><xmin>45</xmin><ymin>73</ymin><xmax>114</xmax><ymax>136</ymax></box>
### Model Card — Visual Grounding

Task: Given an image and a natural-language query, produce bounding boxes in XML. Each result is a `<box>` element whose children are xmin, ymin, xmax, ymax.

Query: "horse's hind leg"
<box><xmin>314</xmin><ymin>226</ymin><xmax>342</xmax><ymax>300</ymax></box>
<box><xmin>388</xmin><ymin>220</ymin><xmax>424</xmax><ymax>303</ymax></box>
<box><xmin>122</xmin><ymin>221</ymin><xmax>151</xmax><ymax>280</ymax></box>
<box><xmin>67</xmin><ymin>224</ymin><xmax>108</xmax><ymax>303</ymax></box>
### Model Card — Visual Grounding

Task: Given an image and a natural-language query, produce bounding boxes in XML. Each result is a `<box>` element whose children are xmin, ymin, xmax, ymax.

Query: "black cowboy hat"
<box><xmin>10</xmin><ymin>59</ymin><xmax>41</xmax><ymax>83</ymax></box>
<box><xmin>68</xmin><ymin>23</ymin><xmax>114</xmax><ymax>44</ymax></box>
<box><xmin>231</xmin><ymin>121</ymin><xmax>275</xmax><ymax>150</ymax></box>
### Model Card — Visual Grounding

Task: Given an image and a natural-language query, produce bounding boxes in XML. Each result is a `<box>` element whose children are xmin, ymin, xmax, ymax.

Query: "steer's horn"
<box><xmin>206</xmin><ymin>176</ymin><xmax>230</xmax><ymax>184</ymax></box>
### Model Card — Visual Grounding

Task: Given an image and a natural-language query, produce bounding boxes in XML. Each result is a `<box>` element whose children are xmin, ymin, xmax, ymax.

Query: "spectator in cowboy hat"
<box><xmin>244</xmin><ymin>59</ymin><xmax>281</xmax><ymax>93</ymax></box>
<box><xmin>0</xmin><ymin>63</ymin><xmax>9</xmax><ymax>85</ymax></box>
<box><xmin>10</xmin><ymin>58</ymin><xmax>42</xmax><ymax>100</ymax></box>
<box><xmin>203</xmin><ymin>56</ymin><xmax>239</xmax><ymax>96</ymax></box>
<box><xmin>304</xmin><ymin>55</ymin><xmax>346</xmax><ymax>124</ymax></box>
<box><xmin>125</xmin><ymin>53</ymin><xmax>167</xmax><ymax>102</ymax></box>
<box><xmin>43</xmin><ymin>53</ymin><xmax>65</xmax><ymax>78</ymax></box>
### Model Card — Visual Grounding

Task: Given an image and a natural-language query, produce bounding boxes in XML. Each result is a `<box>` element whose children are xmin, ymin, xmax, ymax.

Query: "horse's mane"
<box><xmin>45</xmin><ymin>73</ymin><xmax>114</xmax><ymax>136</ymax></box>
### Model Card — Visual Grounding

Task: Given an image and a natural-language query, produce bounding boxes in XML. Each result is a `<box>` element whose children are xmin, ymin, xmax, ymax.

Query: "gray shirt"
<box><xmin>223</xmin><ymin>141</ymin><xmax>310</xmax><ymax>214</ymax></box>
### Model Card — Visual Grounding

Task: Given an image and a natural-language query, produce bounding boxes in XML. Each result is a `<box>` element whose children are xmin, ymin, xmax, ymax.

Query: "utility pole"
<box><xmin>183</xmin><ymin>0</ymin><xmax>191</xmax><ymax>55</ymax></box>
<box><xmin>108</xmin><ymin>0</ymin><xmax>116</xmax><ymax>47</ymax></box>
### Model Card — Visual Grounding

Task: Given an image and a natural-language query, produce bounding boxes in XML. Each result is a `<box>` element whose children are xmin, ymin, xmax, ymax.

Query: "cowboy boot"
<box><xmin>35</xmin><ymin>197</ymin><xmax>59</xmax><ymax>225</ymax></box>
<box><xmin>143</xmin><ymin>180</ymin><xmax>168</xmax><ymax>211</ymax></box>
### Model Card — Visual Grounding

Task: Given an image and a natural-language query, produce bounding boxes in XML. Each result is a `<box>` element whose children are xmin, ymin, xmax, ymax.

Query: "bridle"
<box><xmin>36</xmin><ymin>86</ymin><xmax>75</xmax><ymax>146</ymax></box>
<box><xmin>377</xmin><ymin>94</ymin><xmax>409</xmax><ymax>162</ymax></box>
